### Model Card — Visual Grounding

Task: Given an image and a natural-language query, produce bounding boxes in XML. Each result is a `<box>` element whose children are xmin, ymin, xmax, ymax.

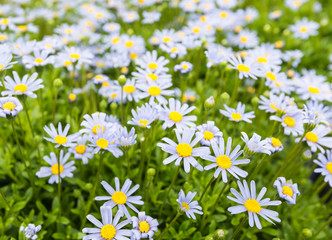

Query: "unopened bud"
<box><xmin>215</xmin><ymin>229</ymin><xmax>225</xmax><ymax>239</ymax></box>
<box><xmin>220</xmin><ymin>92</ymin><xmax>230</xmax><ymax>103</ymax></box>
<box><xmin>111</xmin><ymin>102</ymin><xmax>117</xmax><ymax>111</ymax></box>
<box><xmin>204</xmin><ymin>235</ymin><xmax>214</xmax><ymax>240</ymax></box>
<box><xmin>147</xmin><ymin>168</ymin><xmax>156</xmax><ymax>177</ymax></box>
<box><xmin>263</xmin><ymin>24</ymin><xmax>271</xmax><ymax>32</ymax></box>
<box><xmin>205</xmin><ymin>96</ymin><xmax>215</xmax><ymax>109</ymax></box>
<box><xmin>118</xmin><ymin>75</ymin><xmax>127</xmax><ymax>86</ymax></box>
<box><xmin>54</xmin><ymin>78</ymin><xmax>63</xmax><ymax>88</ymax></box>
<box><xmin>251</xmin><ymin>96</ymin><xmax>259</xmax><ymax>106</ymax></box>
<box><xmin>99</xmin><ymin>100</ymin><xmax>107</xmax><ymax>111</ymax></box>
<box><xmin>302</xmin><ymin>228</ymin><xmax>312</xmax><ymax>238</ymax></box>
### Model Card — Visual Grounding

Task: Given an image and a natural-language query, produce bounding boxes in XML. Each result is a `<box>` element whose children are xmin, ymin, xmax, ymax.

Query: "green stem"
<box><xmin>57</xmin><ymin>149</ymin><xmax>62</xmax><ymax>232</ymax></box>
<box><xmin>157</xmin><ymin>212</ymin><xmax>181</xmax><ymax>240</ymax></box>
<box><xmin>22</xmin><ymin>98</ymin><xmax>34</xmax><ymax>138</ymax></box>
<box><xmin>210</xmin><ymin>176</ymin><xmax>233</xmax><ymax>215</ymax></box>
<box><xmin>81</xmin><ymin>152</ymin><xmax>104</xmax><ymax>229</ymax></box>
<box><xmin>230</xmin><ymin>216</ymin><xmax>248</xmax><ymax>240</ymax></box>
<box><xmin>159</xmin><ymin>166</ymin><xmax>181</xmax><ymax>216</ymax></box>
<box><xmin>0</xmin><ymin>187</ymin><xmax>19</xmax><ymax>225</ymax></box>
<box><xmin>138</xmin><ymin>130</ymin><xmax>147</xmax><ymax>185</ymax></box>
<box><xmin>52</xmin><ymin>88</ymin><xmax>58</xmax><ymax>124</ymax></box>
<box><xmin>120</xmin><ymin>87</ymin><xmax>124</xmax><ymax>124</ymax></box>
<box><xmin>230</xmin><ymin>73</ymin><xmax>240</xmax><ymax>104</ymax></box>
<box><xmin>248</xmin><ymin>154</ymin><xmax>269</xmax><ymax>181</ymax></box>
<box><xmin>312</xmin><ymin>216</ymin><xmax>332</xmax><ymax>239</ymax></box>
<box><xmin>126</xmin><ymin>150</ymin><xmax>130</xmax><ymax>178</ymax></box>
<box><xmin>199</xmin><ymin>175</ymin><xmax>215</xmax><ymax>202</ymax></box>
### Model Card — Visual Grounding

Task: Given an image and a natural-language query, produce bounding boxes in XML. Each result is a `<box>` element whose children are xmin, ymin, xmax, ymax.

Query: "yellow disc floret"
<box><xmin>51</xmin><ymin>164</ymin><xmax>64</xmax><ymax>175</ymax></box>
<box><xmin>237</xmin><ymin>64</ymin><xmax>250</xmax><ymax>72</ymax></box>
<box><xmin>75</xmin><ymin>145</ymin><xmax>86</xmax><ymax>154</ymax></box>
<box><xmin>147</xmin><ymin>62</ymin><xmax>158</xmax><ymax>70</ymax></box>
<box><xmin>112</xmin><ymin>191</ymin><xmax>127</xmax><ymax>205</ymax></box>
<box><xmin>96</xmin><ymin>138</ymin><xmax>108</xmax><ymax>149</ymax></box>
<box><xmin>216</xmin><ymin>155</ymin><xmax>232</xmax><ymax>169</ymax></box>
<box><xmin>100</xmin><ymin>224</ymin><xmax>116</xmax><ymax>240</ymax></box>
<box><xmin>283</xmin><ymin>116</ymin><xmax>295</xmax><ymax>127</ymax></box>
<box><xmin>169</xmin><ymin>111</ymin><xmax>183</xmax><ymax>122</ymax></box>
<box><xmin>203</xmin><ymin>131</ymin><xmax>214</xmax><ymax>140</ymax></box>
<box><xmin>138</xmin><ymin>119</ymin><xmax>149</xmax><ymax>127</ymax></box>
<box><xmin>148</xmin><ymin>86</ymin><xmax>161</xmax><ymax>96</ymax></box>
<box><xmin>138</xmin><ymin>221</ymin><xmax>150</xmax><ymax>233</ymax></box>
<box><xmin>326</xmin><ymin>162</ymin><xmax>332</xmax><ymax>174</ymax></box>
<box><xmin>231</xmin><ymin>113</ymin><xmax>242</xmax><ymax>120</ymax></box>
<box><xmin>271</xmin><ymin>137</ymin><xmax>282</xmax><ymax>147</ymax></box>
<box><xmin>176</xmin><ymin>143</ymin><xmax>192</xmax><ymax>158</ymax></box>
<box><xmin>282</xmin><ymin>186</ymin><xmax>293</xmax><ymax>197</ymax></box>
<box><xmin>54</xmin><ymin>135</ymin><xmax>67</xmax><ymax>145</ymax></box>
<box><xmin>2</xmin><ymin>102</ymin><xmax>15</xmax><ymax>111</ymax></box>
<box><xmin>92</xmin><ymin>125</ymin><xmax>105</xmax><ymax>135</ymax></box>
<box><xmin>305</xmin><ymin>132</ymin><xmax>318</xmax><ymax>143</ymax></box>
<box><xmin>14</xmin><ymin>84</ymin><xmax>28</xmax><ymax>93</ymax></box>
<box><xmin>244</xmin><ymin>199</ymin><xmax>262</xmax><ymax>213</ymax></box>
<box><xmin>123</xmin><ymin>85</ymin><xmax>136</xmax><ymax>94</ymax></box>
<box><xmin>181</xmin><ymin>202</ymin><xmax>189</xmax><ymax>211</ymax></box>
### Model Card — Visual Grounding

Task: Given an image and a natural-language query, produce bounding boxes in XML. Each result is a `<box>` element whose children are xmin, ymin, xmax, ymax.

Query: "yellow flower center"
<box><xmin>282</xmin><ymin>186</ymin><xmax>293</xmax><ymax>197</ymax></box>
<box><xmin>162</xmin><ymin>36</ymin><xmax>171</xmax><ymax>43</ymax></box>
<box><xmin>147</xmin><ymin>73</ymin><xmax>158</xmax><ymax>81</ymax></box>
<box><xmin>169</xmin><ymin>111</ymin><xmax>183</xmax><ymax>122</ymax></box>
<box><xmin>69</xmin><ymin>93</ymin><xmax>76</xmax><ymax>101</ymax></box>
<box><xmin>125</xmin><ymin>41</ymin><xmax>134</xmax><ymax>48</ymax></box>
<box><xmin>203</xmin><ymin>131</ymin><xmax>214</xmax><ymax>140</ymax></box>
<box><xmin>14</xmin><ymin>84</ymin><xmax>28</xmax><ymax>93</ymax></box>
<box><xmin>69</xmin><ymin>53</ymin><xmax>80</xmax><ymax>59</ymax></box>
<box><xmin>181</xmin><ymin>202</ymin><xmax>190</xmax><ymax>211</ymax></box>
<box><xmin>123</xmin><ymin>85</ymin><xmax>136</xmax><ymax>94</ymax></box>
<box><xmin>100</xmin><ymin>224</ymin><xmax>116</xmax><ymax>240</ymax></box>
<box><xmin>147</xmin><ymin>62</ymin><xmax>158</xmax><ymax>70</ymax></box>
<box><xmin>112</xmin><ymin>191</ymin><xmax>127</xmax><ymax>204</ymax></box>
<box><xmin>283</xmin><ymin>116</ymin><xmax>295</xmax><ymax>127</ymax></box>
<box><xmin>54</xmin><ymin>135</ymin><xmax>67</xmax><ymax>145</ymax></box>
<box><xmin>34</xmin><ymin>58</ymin><xmax>44</xmax><ymax>64</ymax></box>
<box><xmin>0</xmin><ymin>34</ymin><xmax>7</xmax><ymax>41</ymax></box>
<box><xmin>182</xmin><ymin>64</ymin><xmax>188</xmax><ymax>70</ymax></box>
<box><xmin>192</xmin><ymin>27</ymin><xmax>200</xmax><ymax>33</ymax></box>
<box><xmin>271</xmin><ymin>137</ymin><xmax>282</xmax><ymax>147</ymax></box>
<box><xmin>148</xmin><ymin>86</ymin><xmax>161</xmax><ymax>96</ymax></box>
<box><xmin>220</xmin><ymin>12</ymin><xmax>228</xmax><ymax>18</ymax></box>
<box><xmin>111</xmin><ymin>37</ymin><xmax>120</xmax><ymax>44</ymax></box>
<box><xmin>96</xmin><ymin>138</ymin><xmax>108</xmax><ymax>149</ymax></box>
<box><xmin>300</xmin><ymin>27</ymin><xmax>308</xmax><ymax>32</ymax></box>
<box><xmin>110</xmin><ymin>93</ymin><xmax>118</xmax><ymax>99</ymax></box>
<box><xmin>305</xmin><ymin>132</ymin><xmax>318</xmax><ymax>143</ymax></box>
<box><xmin>237</xmin><ymin>64</ymin><xmax>250</xmax><ymax>72</ymax></box>
<box><xmin>75</xmin><ymin>145</ymin><xmax>86</xmax><ymax>154</ymax></box>
<box><xmin>240</xmin><ymin>36</ymin><xmax>248</xmax><ymax>42</ymax></box>
<box><xmin>326</xmin><ymin>162</ymin><xmax>332</xmax><ymax>174</ymax></box>
<box><xmin>92</xmin><ymin>125</ymin><xmax>105</xmax><ymax>135</ymax></box>
<box><xmin>244</xmin><ymin>199</ymin><xmax>261</xmax><ymax>213</ymax></box>
<box><xmin>231</xmin><ymin>113</ymin><xmax>242</xmax><ymax>120</ymax></box>
<box><xmin>138</xmin><ymin>221</ymin><xmax>150</xmax><ymax>233</ymax></box>
<box><xmin>294</xmin><ymin>0</ymin><xmax>302</xmax><ymax>6</ymax></box>
<box><xmin>64</xmin><ymin>60</ymin><xmax>72</xmax><ymax>66</ymax></box>
<box><xmin>176</xmin><ymin>143</ymin><xmax>192</xmax><ymax>158</ymax></box>
<box><xmin>18</xmin><ymin>25</ymin><xmax>27</xmax><ymax>31</ymax></box>
<box><xmin>308</xmin><ymin>87</ymin><xmax>320</xmax><ymax>94</ymax></box>
<box><xmin>121</xmin><ymin>67</ymin><xmax>128</xmax><ymax>74</ymax></box>
<box><xmin>216</xmin><ymin>155</ymin><xmax>232</xmax><ymax>169</ymax></box>
<box><xmin>257</xmin><ymin>57</ymin><xmax>268</xmax><ymax>63</ymax></box>
<box><xmin>2</xmin><ymin>102</ymin><xmax>15</xmax><ymax>111</ymax></box>
<box><xmin>51</xmin><ymin>164</ymin><xmax>64</xmax><ymax>175</ymax></box>
<box><xmin>130</xmin><ymin>53</ymin><xmax>138</xmax><ymax>59</ymax></box>
<box><xmin>266</xmin><ymin>72</ymin><xmax>276</xmax><ymax>81</ymax></box>
<box><xmin>138</xmin><ymin>119</ymin><xmax>149</xmax><ymax>127</ymax></box>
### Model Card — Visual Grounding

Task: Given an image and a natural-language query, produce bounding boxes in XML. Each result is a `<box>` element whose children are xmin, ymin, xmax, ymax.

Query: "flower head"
<box><xmin>177</xmin><ymin>189</ymin><xmax>203</xmax><ymax>219</ymax></box>
<box><xmin>273</xmin><ymin>177</ymin><xmax>300</xmax><ymax>205</ymax></box>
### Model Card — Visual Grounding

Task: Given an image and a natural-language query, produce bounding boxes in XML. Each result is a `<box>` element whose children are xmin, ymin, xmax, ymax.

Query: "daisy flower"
<box><xmin>115</xmin><ymin>126</ymin><xmax>137</xmax><ymax>150</ymax></box>
<box><xmin>87</xmin><ymin>128</ymin><xmax>123</xmax><ymax>157</ymax></box>
<box><xmin>43</xmin><ymin>122</ymin><xmax>79</xmax><ymax>148</ymax></box>
<box><xmin>137</xmin><ymin>82</ymin><xmax>174</xmax><ymax>105</ymax></box>
<box><xmin>270</xmin><ymin>111</ymin><xmax>304</xmax><ymax>137</ymax></box>
<box><xmin>135</xmin><ymin>50</ymin><xmax>169</xmax><ymax>73</ymax></box>
<box><xmin>195</xmin><ymin>121</ymin><xmax>223</xmax><ymax>146</ymax></box>
<box><xmin>0</xmin><ymin>53</ymin><xmax>16</xmax><ymax>71</ymax></box>
<box><xmin>0</xmin><ymin>97</ymin><xmax>23</xmax><ymax>118</ymax></box>
<box><xmin>202</xmin><ymin>137</ymin><xmax>250</xmax><ymax>182</ymax></box>
<box><xmin>131</xmin><ymin>212</ymin><xmax>159</xmax><ymax>240</ymax></box>
<box><xmin>157</xmin><ymin>98</ymin><xmax>197</xmax><ymax>132</ymax></box>
<box><xmin>174</xmin><ymin>61</ymin><xmax>193</xmax><ymax>74</ymax></box>
<box><xmin>22</xmin><ymin>49</ymin><xmax>54</xmax><ymax>69</ymax></box>
<box><xmin>133</xmin><ymin>67</ymin><xmax>172</xmax><ymax>85</ymax></box>
<box><xmin>123</xmin><ymin>78</ymin><xmax>143</xmax><ymax>103</ymax></box>
<box><xmin>265</xmin><ymin>137</ymin><xmax>284</xmax><ymax>153</ymax></box>
<box><xmin>314</xmin><ymin>150</ymin><xmax>332</xmax><ymax>187</ymax></box>
<box><xmin>127</xmin><ymin>103</ymin><xmax>158</xmax><ymax>129</ymax></box>
<box><xmin>296</xmin><ymin>125</ymin><xmax>332</xmax><ymax>153</ymax></box>
<box><xmin>68</xmin><ymin>135</ymin><xmax>94</xmax><ymax>165</ymax></box>
<box><xmin>1</xmin><ymin>71</ymin><xmax>44</xmax><ymax>98</ymax></box>
<box><xmin>290</xmin><ymin>18</ymin><xmax>319</xmax><ymax>39</ymax></box>
<box><xmin>36</xmin><ymin>150</ymin><xmax>75</xmax><ymax>184</ymax></box>
<box><xmin>82</xmin><ymin>207</ymin><xmax>131</xmax><ymax>240</ymax></box>
<box><xmin>177</xmin><ymin>189</ymin><xmax>203</xmax><ymax>220</ymax></box>
<box><xmin>20</xmin><ymin>224</ymin><xmax>41</xmax><ymax>240</ymax></box>
<box><xmin>227</xmin><ymin>55</ymin><xmax>261</xmax><ymax>80</ymax></box>
<box><xmin>228</xmin><ymin>180</ymin><xmax>282</xmax><ymax>229</ymax></box>
<box><xmin>95</xmin><ymin>178</ymin><xmax>144</xmax><ymax>219</ymax></box>
<box><xmin>241</xmin><ymin>132</ymin><xmax>271</xmax><ymax>156</ymax></box>
<box><xmin>157</xmin><ymin>128</ymin><xmax>210</xmax><ymax>173</ymax></box>
<box><xmin>220</xmin><ymin>102</ymin><xmax>255</xmax><ymax>123</ymax></box>
<box><xmin>273</xmin><ymin>177</ymin><xmax>300</xmax><ymax>205</ymax></box>
<box><xmin>258</xmin><ymin>92</ymin><xmax>295</xmax><ymax>114</ymax></box>
<box><xmin>80</xmin><ymin>112</ymin><xmax>113</xmax><ymax>136</ymax></box>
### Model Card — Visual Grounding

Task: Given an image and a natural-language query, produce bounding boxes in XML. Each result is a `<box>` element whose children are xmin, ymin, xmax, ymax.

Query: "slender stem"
<box><xmin>248</xmin><ymin>155</ymin><xmax>269</xmax><ymax>181</ymax></box>
<box><xmin>230</xmin><ymin>216</ymin><xmax>248</xmax><ymax>240</ymax></box>
<box><xmin>159</xmin><ymin>166</ymin><xmax>181</xmax><ymax>216</ymax></box>
<box><xmin>306</xmin><ymin>181</ymin><xmax>328</xmax><ymax>208</ymax></box>
<box><xmin>158</xmin><ymin>212</ymin><xmax>181</xmax><ymax>240</ymax></box>
<box><xmin>81</xmin><ymin>152</ymin><xmax>104</xmax><ymax>229</ymax></box>
<box><xmin>210</xmin><ymin>176</ymin><xmax>233</xmax><ymax>215</ymax></box>
<box><xmin>22</xmin><ymin>98</ymin><xmax>35</xmax><ymax>138</ymax></box>
<box><xmin>313</xmin><ymin>216</ymin><xmax>332</xmax><ymax>239</ymax></box>
<box><xmin>57</xmin><ymin>149</ymin><xmax>62</xmax><ymax>232</ymax></box>
<box><xmin>0</xmin><ymin>187</ymin><xmax>19</xmax><ymax>224</ymax></box>
<box><xmin>120</xmin><ymin>87</ymin><xmax>124</xmax><ymax>124</ymax></box>
<box><xmin>138</xmin><ymin>131</ymin><xmax>147</xmax><ymax>185</ymax></box>
<box><xmin>126</xmin><ymin>150</ymin><xmax>130</xmax><ymax>178</ymax></box>
<box><xmin>230</xmin><ymin>73</ymin><xmax>240</xmax><ymax>104</ymax></box>
<box><xmin>52</xmin><ymin>88</ymin><xmax>58</xmax><ymax>124</ymax></box>
<box><xmin>199</xmin><ymin>175</ymin><xmax>215</xmax><ymax>202</ymax></box>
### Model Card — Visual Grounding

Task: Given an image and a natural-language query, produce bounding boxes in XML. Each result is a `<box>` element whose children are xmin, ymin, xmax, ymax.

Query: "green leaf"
<box><xmin>12</xmin><ymin>201</ymin><xmax>27</xmax><ymax>212</ymax></box>
<box><xmin>36</xmin><ymin>201</ymin><xmax>48</xmax><ymax>214</ymax></box>
<box><xmin>52</xmin><ymin>233</ymin><xmax>66</xmax><ymax>239</ymax></box>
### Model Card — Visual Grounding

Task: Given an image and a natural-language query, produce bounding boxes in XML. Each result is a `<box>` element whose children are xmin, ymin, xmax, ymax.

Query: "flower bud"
<box><xmin>251</xmin><ymin>96</ymin><xmax>259</xmax><ymax>106</ymax></box>
<box><xmin>127</xmin><ymin>28</ymin><xmax>134</xmax><ymax>35</ymax></box>
<box><xmin>220</xmin><ymin>92</ymin><xmax>230</xmax><ymax>103</ymax></box>
<box><xmin>204</xmin><ymin>235</ymin><xmax>214</xmax><ymax>240</ymax></box>
<box><xmin>147</xmin><ymin>168</ymin><xmax>156</xmax><ymax>177</ymax></box>
<box><xmin>118</xmin><ymin>75</ymin><xmax>127</xmax><ymax>86</ymax></box>
<box><xmin>205</xmin><ymin>96</ymin><xmax>215</xmax><ymax>110</ymax></box>
<box><xmin>215</xmin><ymin>229</ymin><xmax>225</xmax><ymax>239</ymax></box>
<box><xmin>54</xmin><ymin>78</ymin><xmax>63</xmax><ymax>88</ymax></box>
<box><xmin>263</xmin><ymin>24</ymin><xmax>271</xmax><ymax>32</ymax></box>
<box><xmin>302</xmin><ymin>149</ymin><xmax>312</xmax><ymax>161</ymax></box>
<box><xmin>263</xmin><ymin>90</ymin><xmax>270</xmax><ymax>98</ymax></box>
<box><xmin>99</xmin><ymin>100</ymin><xmax>107</xmax><ymax>111</ymax></box>
<box><xmin>111</xmin><ymin>102</ymin><xmax>117</xmax><ymax>111</ymax></box>
<box><xmin>85</xmin><ymin>183</ymin><xmax>93</xmax><ymax>190</ymax></box>
<box><xmin>283</xmin><ymin>29</ymin><xmax>290</xmax><ymax>36</ymax></box>
<box><xmin>302</xmin><ymin>228</ymin><xmax>312</xmax><ymax>238</ymax></box>
<box><xmin>34</xmin><ymin>135</ymin><xmax>41</xmax><ymax>143</ymax></box>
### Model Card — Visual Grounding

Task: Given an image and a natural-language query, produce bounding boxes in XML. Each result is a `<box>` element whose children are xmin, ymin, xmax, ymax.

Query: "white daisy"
<box><xmin>273</xmin><ymin>177</ymin><xmax>300</xmax><ymax>205</ymax></box>
<box><xmin>270</xmin><ymin>111</ymin><xmax>304</xmax><ymax>137</ymax></box>
<box><xmin>227</xmin><ymin>54</ymin><xmax>261</xmax><ymax>80</ymax></box>
<box><xmin>131</xmin><ymin>212</ymin><xmax>159</xmax><ymax>240</ymax></box>
<box><xmin>241</xmin><ymin>132</ymin><xmax>271</xmax><ymax>156</ymax></box>
<box><xmin>68</xmin><ymin>134</ymin><xmax>94</xmax><ymax>165</ymax></box>
<box><xmin>95</xmin><ymin>178</ymin><xmax>144</xmax><ymax>219</ymax></box>
<box><xmin>228</xmin><ymin>180</ymin><xmax>282</xmax><ymax>229</ymax></box>
<box><xmin>195</xmin><ymin>121</ymin><xmax>223</xmax><ymax>146</ymax></box>
<box><xmin>220</xmin><ymin>102</ymin><xmax>255</xmax><ymax>123</ymax></box>
<box><xmin>0</xmin><ymin>96</ymin><xmax>23</xmax><ymax>118</ymax></box>
<box><xmin>43</xmin><ymin>122</ymin><xmax>79</xmax><ymax>148</ymax></box>
<box><xmin>314</xmin><ymin>150</ymin><xmax>332</xmax><ymax>187</ymax></box>
<box><xmin>177</xmin><ymin>189</ymin><xmax>203</xmax><ymax>220</ymax></box>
